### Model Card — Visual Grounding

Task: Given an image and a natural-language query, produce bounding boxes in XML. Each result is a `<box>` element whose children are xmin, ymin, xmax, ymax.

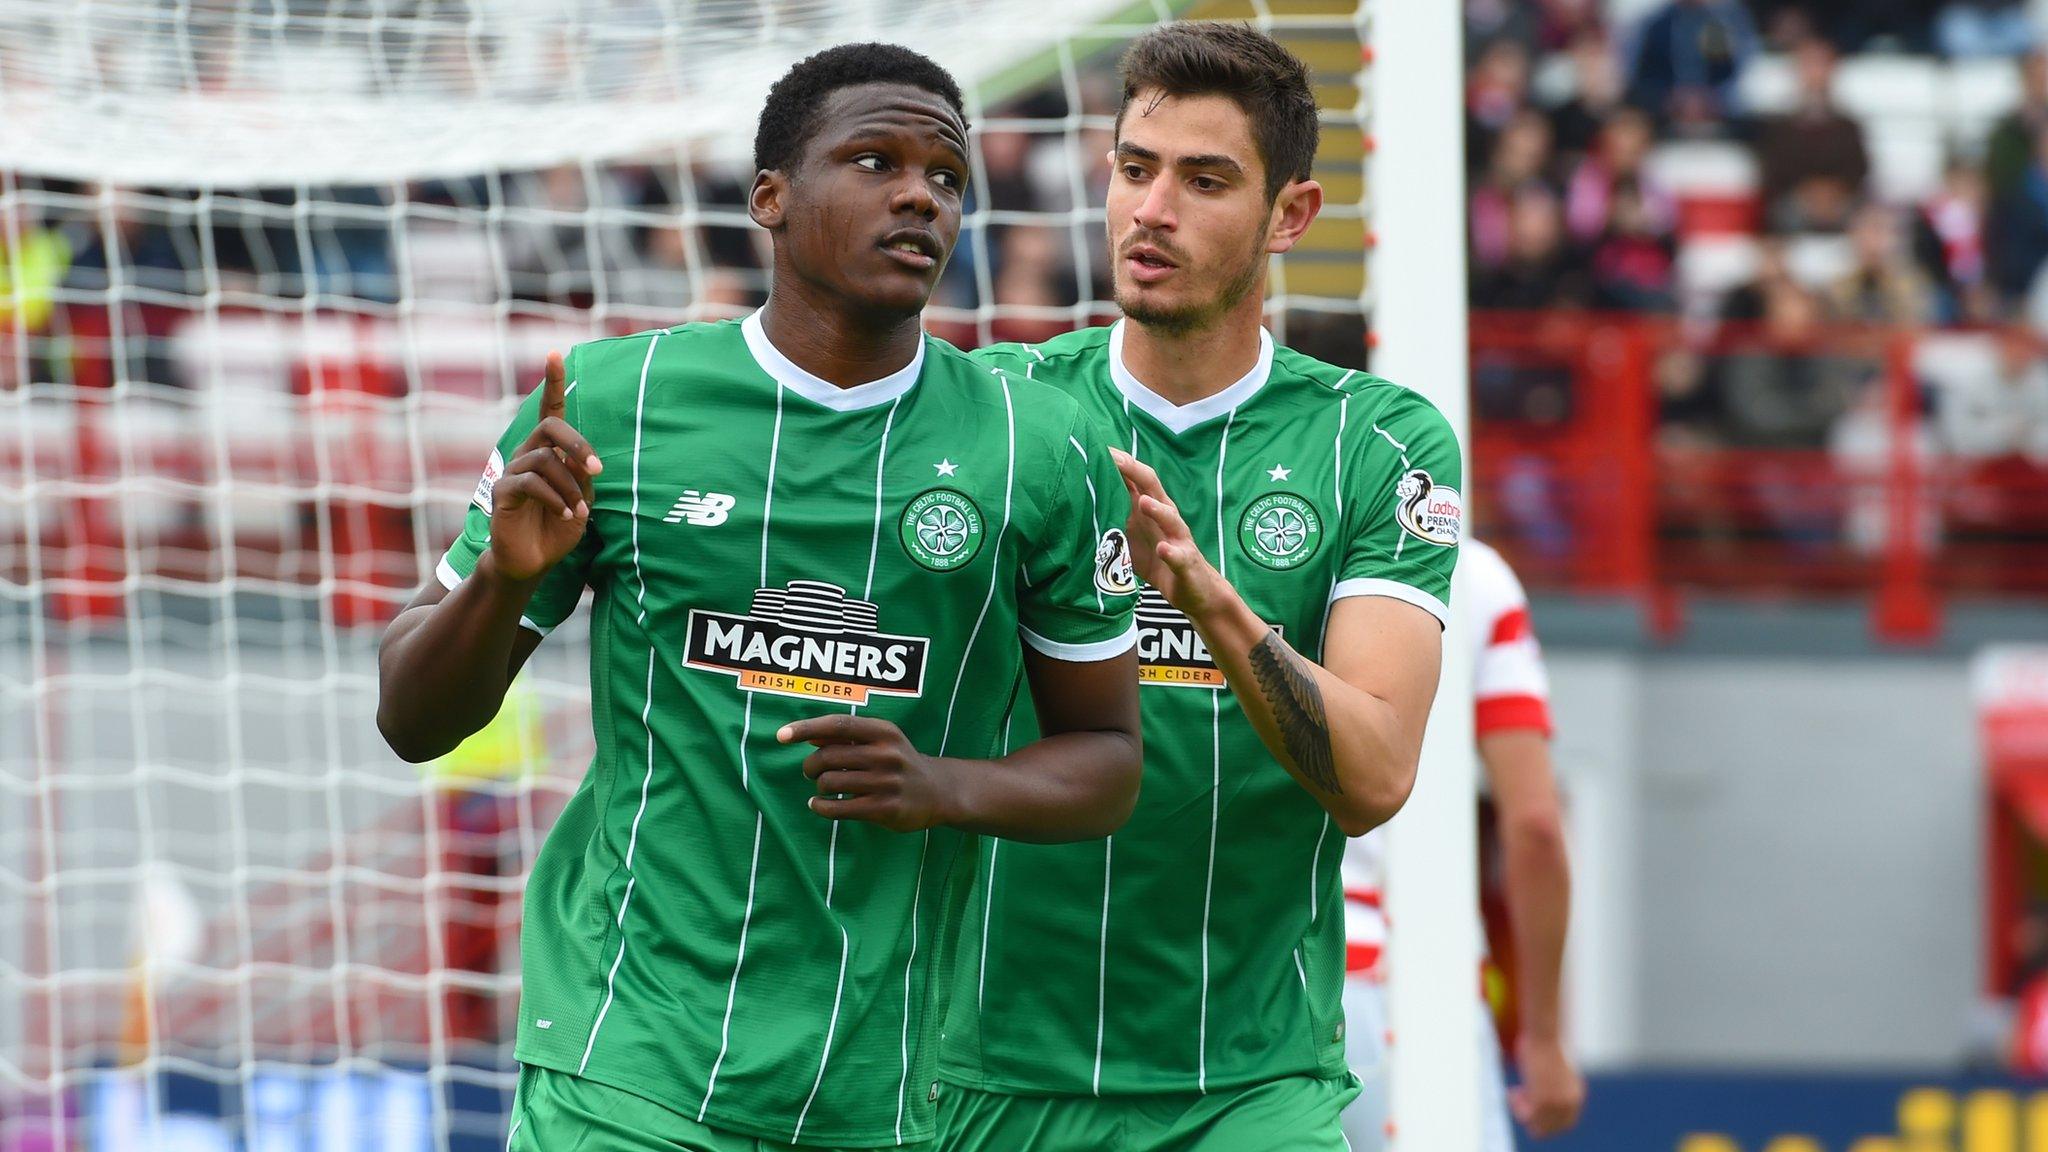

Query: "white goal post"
<box><xmin>1370</xmin><ymin>0</ymin><xmax>1484</xmax><ymax>1149</ymax></box>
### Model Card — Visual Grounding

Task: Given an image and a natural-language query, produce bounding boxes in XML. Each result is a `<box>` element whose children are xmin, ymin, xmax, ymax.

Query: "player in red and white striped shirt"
<box><xmin>1339</xmin><ymin>539</ymin><xmax>1584</xmax><ymax>1150</ymax></box>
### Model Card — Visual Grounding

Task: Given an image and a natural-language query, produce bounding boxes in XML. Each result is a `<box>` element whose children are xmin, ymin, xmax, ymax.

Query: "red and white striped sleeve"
<box><xmin>1460</xmin><ymin>540</ymin><xmax>1553</xmax><ymax>739</ymax></box>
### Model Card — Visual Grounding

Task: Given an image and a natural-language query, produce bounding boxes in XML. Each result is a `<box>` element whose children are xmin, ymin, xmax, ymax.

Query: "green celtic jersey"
<box><xmin>437</xmin><ymin>313</ymin><xmax>1138</xmax><ymax>1146</ymax></box>
<box><xmin>940</xmin><ymin>322</ymin><xmax>1462</xmax><ymax>1097</ymax></box>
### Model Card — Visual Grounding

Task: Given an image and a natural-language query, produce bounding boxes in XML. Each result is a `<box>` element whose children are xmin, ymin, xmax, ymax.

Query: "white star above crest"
<box><xmin>935</xmin><ymin>459</ymin><xmax>959</xmax><ymax>477</ymax></box>
<box><xmin>1267</xmin><ymin>464</ymin><xmax>1291</xmax><ymax>482</ymax></box>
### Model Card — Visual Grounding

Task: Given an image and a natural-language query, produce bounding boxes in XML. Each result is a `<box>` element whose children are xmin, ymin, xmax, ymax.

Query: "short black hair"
<box><xmin>753</xmin><ymin>43</ymin><xmax>969</xmax><ymax>173</ymax></box>
<box><xmin>1117</xmin><ymin>22</ymin><xmax>1320</xmax><ymax>203</ymax></box>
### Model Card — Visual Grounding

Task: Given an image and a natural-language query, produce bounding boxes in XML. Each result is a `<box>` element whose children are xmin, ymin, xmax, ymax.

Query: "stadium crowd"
<box><xmin>10</xmin><ymin>0</ymin><xmax>2048</xmax><ymax>593</ymax></box>
<box><xmin>1462</xmin><ymin>0</ymin><xmax>2048</xmax><ymax>464</ymax></box>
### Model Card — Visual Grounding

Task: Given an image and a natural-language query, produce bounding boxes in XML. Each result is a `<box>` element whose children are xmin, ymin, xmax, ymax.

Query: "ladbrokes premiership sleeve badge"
<box><xmin>1394</xmin><ymin>469</ymin><xmax>1462</xmax><ymax>547</ymax></box>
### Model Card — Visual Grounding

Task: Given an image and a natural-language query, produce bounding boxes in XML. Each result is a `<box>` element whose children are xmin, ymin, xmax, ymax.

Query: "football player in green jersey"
<box><xmin>377</xmin><ymin>44</ymin><xmax>1143</xmax><ymax>1152</ymax></box>
<box><xmin>939</xmin><ymin>23</ymin><xmax>1462</xmax><ymax>1151</ymax></box>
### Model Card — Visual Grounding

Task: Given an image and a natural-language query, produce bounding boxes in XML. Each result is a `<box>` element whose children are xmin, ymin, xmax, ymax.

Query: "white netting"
<box><xmin>0</xmin><ymin>0</ymin><xmax>1162</xmax><ymax>185</ymax></box>
<box><xmin>0</xmin><ymin>2</ymin><xmax>1370</xmax><ymax>1148</ymax></box>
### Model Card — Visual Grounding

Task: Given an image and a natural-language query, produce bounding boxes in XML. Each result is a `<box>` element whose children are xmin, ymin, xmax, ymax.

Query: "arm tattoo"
<box><xmin>1247</xmin><ymin>629</ymin><xmax>1340</xmax><ymax>794</ymax></box>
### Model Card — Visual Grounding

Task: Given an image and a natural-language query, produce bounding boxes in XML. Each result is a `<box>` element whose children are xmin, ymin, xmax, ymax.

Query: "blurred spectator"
<box><xmin>1990</xmin><ymin>126</ymin><xmax>2048</xmax><ymax>302</ymax></box>
<box><xmin>63</xmin><ymin>188</ymin><xmax>195</xmax><ymax>388</ymax></box>
<box><xmin>1756</xmin><ymin>0</ymin><xmax>1937</xmax><ymax>54</ymax></box>
<box><xmin>1623</xmin><ymin>0</ymin><xmax>1758</xmax><ymax>135</ymax></box>
<box><xmin>424</xmin><ymin>680</ymin><xmax>551</xmax><ymax>1045</ymax></box>
<box><xmin>1565</xmin><ymin>107</ymin><xmax>1674</xmax><ymax>246</ymax></box>
<box><xmin>980</xmin><ymin>127</ymin><xmax>1042</xmax><ymax>218</ymax></box>
<box><xmin>625</xmin><ymin>223</ymin><xmax>728</xmax><ymax>314</ymax></box>
<box><xmin>1472</xmin><ymin>185</ymin><xmax>1592</xmax><ymax>311</ymax></box>
<box><xmin>1714</xmin><ymin>278</ymin><xmax>1864</xmax><ymax>448</ymax></box>
<box><xmin>305</xmin><ymin>185</ymin><xmax>397</xmax><ymax>303</ymax></box>
<box><xmin>990</xmin><ymin>226</ymin><xmax>1078</xmax><ymax>345</ymax></box>
<box><xmin>1466</xmin><ymin>0</ymin><xmax>1541</xmax><ymax>60</ymax></box>
<box><xmin>1537</xmin><ymin>0</ymin><xmax>1606</xmax><ymax>53</ymax></box>
<box><xmin>1655</xmin><ymin>347</ymin><xmax>1726</xmax><ymax>446</ymax></box>
<box><xmin>1467</xmin><ymin>39</ymin><xmax>1535</xmax><ymax>175</ymax></box>
<box><xmin>1938</xmin><ymin>329</ymin><xmax>2048</xmax><ymax>543</ymax></box>
<box><xmin>1828</xmin><ymin>370</ymin><xmax>1937</xmax><ymax>555</ymax></box>
<box><xmin>1914</xmin><ymin>157</ymin><xmax>1995</xmax><ymax>323</ymax></box>
<box><xmin>1936</xmin><ymin>0</ymin><xmax>2036</xmax><ymax>58</ymax></box>
<box><xmin>1020</xmin><ymin>77</ymin><xmax>1117</xmax><ymax>215</ymax></box>
<box><xmin>1826</xmin><ymin>203</ymin><xmax>1933</xmax><ymax>326</ymax></box>
<box><xmin>1720</xmin><ymin>238</ymin><xmax>1794</xmax><ymax>323</ymax></box>
<box><xmin>1755</xmin><ymin>38</ymin><xmax>1871</xmax><ymax>234</ymax></box>
<box><xmin>1565</xmin><ymin>103</ymin><xmax>1679</xmax><ymax>310</ymax></box>
<box><xmin>1469</xmin><ymin>0</ymin><xmax>1607</xmax><ymax>58</ymax></box>
<box><xmin>687</xmin><ymin>168</ymin><xmax>765</xmax><ymax>281</ymax></box>
<box><xmin>0</xmin><ymin>192</ymin><xmax>71</xmax><ymax>391</ymax></box>
<box><xmin>1989</xmin><ymin>50</ymin><xmax>2048</xmax><ymax>200</ymax></box>
<box><xmin>1588</xmin><ymin>183</ymin><xmax>1679</xmax><ymax>312</ymax></box>
<box><xmin>64</xmin><ymin>188</ymin><xmax>194</xmax><ymax>299</ymax></box>
<box><xmin>1285</xmin><ymin>309</ymin><xmax>1370</xmax><ymax>373</ymax></box>
<box><xmin>1938</xmin><ymin>327</ymin><xmax>2048</xmax><ymax>461</ymax></box>
<box><xmin>0</xmin><ymin>194</ymin><xmax>70</xmax><ymax>335</ymax></box>
<box><xmin>1471</xmin><ymin>110</ymin><xmax>1559</xmax><ymax>271</ymax></box>
<box><xmin>1753</xmin><ymin>1</ymin><xmax>1821</xmax><ymax>51</ymax></box>
<box><xmin>499</xmin><ymin>164</ymin><xmax>636</xmax><ymax>308</ymax></box>
<box><xmin>966</xmin><ymin>125</ymin><xmax>1045</xmax><ymax>308</ymax></box>
<box><xmin>628</xmin><ymin>163</ymin><xmax>764</xmax><ymax>311</ymax></box>
<box><xmin>1548</xmin><ymin>30</ymin><xmax>1629</xmax><ymax>159</ymax></box>
<box><xmin>206</xmin><ymin>188</ymin><xmax>304</xmax><ymax>297</ymax></box>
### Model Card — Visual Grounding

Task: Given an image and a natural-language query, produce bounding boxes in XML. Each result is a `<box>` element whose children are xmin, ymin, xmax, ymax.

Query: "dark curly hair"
<box><xmin>1117</xmin><ymin>22</ymin><xmax>1320</xmax><ymax>203</ymax></box>
<box><xmin>753</xmin><ymin>43</ymin><xmax>969</xmax><ymax>174</ymax></box>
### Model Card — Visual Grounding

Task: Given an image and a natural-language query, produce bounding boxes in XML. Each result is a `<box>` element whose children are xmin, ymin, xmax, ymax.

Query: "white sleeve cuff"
<box><xmin>1329</xmin><ymin>578</ymin><xmax>1450</xmax><ymax>629</ymax></box>
<box><xmin>1019</xmin><ymin>621</ymin><xmax>1139</xmax><ymax>663</ymax></box>
<box><xmin>436</xmin><ymin>553</ymin><xmax>555</xmax><ymax>637</ymax></box>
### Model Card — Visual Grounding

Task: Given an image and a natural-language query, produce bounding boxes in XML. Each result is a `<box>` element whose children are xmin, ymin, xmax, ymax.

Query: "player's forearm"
<box><xmin>1190</xmin><ymin>592</ymin><xmax>1416</xmax><ymax>836</ymax></box>
<box><xmin>941</xmin><ymin>729</ymin><xmax>1142</xmax><ymax>843</ymax></box>
<box><xmin>376</xmin><ymin>553</ymin><xmax>542</xmax><ymax>762</ymax></box>
<box><xmin>1502</xmin><ymin>817</ymin><xmax>1572</xmax><ymax>1041</ymax></box>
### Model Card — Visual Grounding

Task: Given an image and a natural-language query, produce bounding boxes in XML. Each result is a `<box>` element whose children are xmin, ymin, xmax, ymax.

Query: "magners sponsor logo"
<box><xmin>685</xmin><ymin>579</ymin><xmax>930</xmax><ymax>704</ymax></box>
<box><xmin>1135</xmin><ymin>588</ymin><xmax>1280</xmax><ymax>688</ymax></box>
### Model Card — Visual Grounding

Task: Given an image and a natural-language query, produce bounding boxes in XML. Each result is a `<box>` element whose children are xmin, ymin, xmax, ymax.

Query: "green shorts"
<box><xmin>506</xmin><ymin>1064</ymin><xmax>930</xmax><ymax>1152</ymax></box>
<box><xmin>935</xmin><ymin>1074</ymin><xmax>1360</xmax><ymax>1152</ymax></box>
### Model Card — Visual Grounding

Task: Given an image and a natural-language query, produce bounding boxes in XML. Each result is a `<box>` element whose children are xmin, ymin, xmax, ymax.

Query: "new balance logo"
<box><xmin>664</xmin><ymin>490</ymin><xmax>736</xmax><ymax>526</ymax></box>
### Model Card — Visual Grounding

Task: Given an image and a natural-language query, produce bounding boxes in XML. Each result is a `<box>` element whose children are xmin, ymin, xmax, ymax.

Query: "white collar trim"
<box><xmin>742</xmin><ymin>308</ymin><xmax>925</xmax><ymax>412</ymax></box>
<box><xmin>1107</xmin><ymin>319</ymin><xmax>1273</xmax><ymax>434</ymax></box>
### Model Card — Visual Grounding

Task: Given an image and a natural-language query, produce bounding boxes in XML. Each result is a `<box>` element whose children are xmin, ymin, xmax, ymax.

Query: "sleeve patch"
<box><xmin>1094</xmin><ymin>527</ymin><xmax>1138</xmax><ymax>596</ymax></box>
<box><xmin>472</xmin><ymin>447</ymin><xmax>505</xmax><ymax>515</ymax></box>
<box><xmin>1395</xmin><ymin>468</ymin><xmax>1461</xmax><ymax>547</ymax></box>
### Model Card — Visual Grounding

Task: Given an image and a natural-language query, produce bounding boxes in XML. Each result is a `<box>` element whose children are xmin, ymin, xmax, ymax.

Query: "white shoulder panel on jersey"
<box><xmin>1456</xmin><ymin>539</ymin><xmax>1551</xmax><ymax>720</ymax></box>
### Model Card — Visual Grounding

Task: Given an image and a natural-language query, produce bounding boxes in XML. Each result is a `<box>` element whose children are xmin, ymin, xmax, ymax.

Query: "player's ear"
<box><xmin>1265</xmin><ymin>179</ymin><xmax>1323</xmax><ymax>255</ymax></box>
<box><xmin>749</xmin><ymin>169</ymin><xmax>788</xmax><ymax>230</ymax></box>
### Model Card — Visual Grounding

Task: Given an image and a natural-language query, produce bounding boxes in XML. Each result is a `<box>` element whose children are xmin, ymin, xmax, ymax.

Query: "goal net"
<box><xmin>0</xmin><ymin>1</ymin><xmax>1374</xmax><ymax>1148</ymax></box>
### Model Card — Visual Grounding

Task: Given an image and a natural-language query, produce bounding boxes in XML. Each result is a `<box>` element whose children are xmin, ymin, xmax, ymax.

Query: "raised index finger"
<box><xmin>539</xmin><ymin>350</ymin><xmax>567</xmax><ymax>420</ymax></box>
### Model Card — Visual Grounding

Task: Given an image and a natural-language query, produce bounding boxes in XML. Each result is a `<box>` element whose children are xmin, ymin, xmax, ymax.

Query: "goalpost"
<box><xmin>0</xmin><ymin>1</ymin><xmax>1474</xmax><ymax>1148</ymax></box>
<box><xmin>1370</xmin><ymin>2</ymin><xmax>1483</xmax><ymax>1151</ymax></box>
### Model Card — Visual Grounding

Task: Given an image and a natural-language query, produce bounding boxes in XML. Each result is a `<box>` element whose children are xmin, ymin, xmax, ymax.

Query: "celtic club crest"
<box><xmin>1237</xmin><ymin>492</ymin><xmax>1323</xmax><ymax>571</ymax></box>
<box><xmin>900</xmin><ymin>488</ymin><xmax>987</xmax><ymax>571</ymax></box>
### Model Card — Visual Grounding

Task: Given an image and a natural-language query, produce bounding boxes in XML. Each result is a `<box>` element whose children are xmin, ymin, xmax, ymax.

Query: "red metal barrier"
<box><xmin>1471</xmin><ymin>312</ymin><xmax>2048</xmax><ymax>642</ymax></box>
<box><xmin>16</xmin><ymin>304</ymin><xmax>2048</xmax><ymax>643</ymax></box>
